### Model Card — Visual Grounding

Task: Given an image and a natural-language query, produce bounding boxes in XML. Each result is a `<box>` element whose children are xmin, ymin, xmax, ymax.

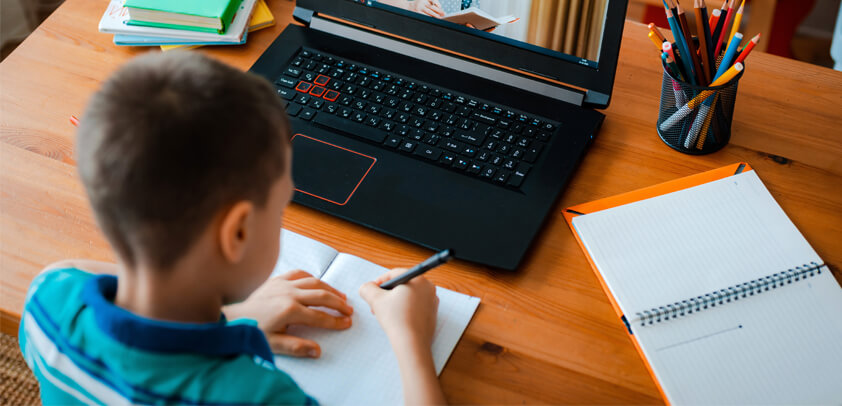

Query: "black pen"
<box><xmin>379</xmin><ymin>249</ymin><xmax>453</xmax><ymax>290</ymax></box>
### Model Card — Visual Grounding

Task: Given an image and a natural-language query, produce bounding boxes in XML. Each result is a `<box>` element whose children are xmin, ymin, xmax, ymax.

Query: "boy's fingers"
<box><xmin>266</xmin><ymin>334</ymin><xmax>321</xmax><ymax>358</ymax></box>
<box><xmin>293</xmin><ymin>277</ymin><xmax>347</xmax><ymax>299</ymax></box>
<box><xmin>282</xmin><ymin>270</ymin><xmax>314</xmax><ymax>281</ymax></box>
<box><xmin>373</xmin><ymin>268</ymin><xmax>409</xmax><ymax>285</ymax></box>
<box><xmin>296</xmin><ymin>290</ymin><xmax>353</xmax><ymax>316</ymax></box>
<box><xmin>292</xmin><ymin>307</ymin><xmax>353</xmax><ymax>330</ymax></box>
<box><xmin>359</xmin><ymin>281</ymin><xmax>385</xmax><ymax>305</ymax></box>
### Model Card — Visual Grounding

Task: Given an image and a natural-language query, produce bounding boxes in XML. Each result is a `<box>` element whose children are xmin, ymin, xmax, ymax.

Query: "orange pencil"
<box><xmin>708</xmin><ymin>7</ymin><xmax>721</xmax><ymax>29</ymax></box>
<box><xmin>676</xmin><ymin>0</ymin><xmax>705</xmax><ymax>84</ymax></box>
<box><xmin>694</xmin><ymin>0</ymin><xmax>712</xmax><ymax>84</ymax></box>
<box><xmin>734</xmin><ymin>33</ymin><xmax>760</xmax><ymax>65</ymax></box>
<box><xmin>648</xmin><ymin>23</ymin><xmax>667</xmax><ymax>43</ymax></box>
<box><xmin>70</xmin><ymin>115</ymin><xmax>80</xmax><ymax>127</ymax></box>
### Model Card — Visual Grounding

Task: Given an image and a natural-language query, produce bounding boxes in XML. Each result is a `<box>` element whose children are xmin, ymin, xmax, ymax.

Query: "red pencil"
<box><xmin>708</xmin><ymin>8</ymin><xmax>721</xmax><ymax>35</ymax></box>
<box><xmin>69</xmin><ymin>115</ymin><xmax>80</xmax><ymax>127</ymax></box>
<box><xmin>714</xmin><ymin>0</ymin><xmax>736</xmax><ymax>57</ymax></box>
<box><xmin>734</xmin><ymin>33</ymin><xmax>760</xmax><ymax>65</ymax></box>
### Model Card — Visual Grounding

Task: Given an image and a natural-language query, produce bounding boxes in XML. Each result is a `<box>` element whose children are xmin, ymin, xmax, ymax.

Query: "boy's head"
<box><xmin>77</xmin><ymin>51</ymin><xmax>292</xmax><ymax>301</ymax></box>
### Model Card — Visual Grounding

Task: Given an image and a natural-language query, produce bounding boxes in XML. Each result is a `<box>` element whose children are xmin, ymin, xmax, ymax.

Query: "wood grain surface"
<box><xmin>1</xmin><ymin>0</ymin><xmax>841</xmax><ymax>403</ymax></box>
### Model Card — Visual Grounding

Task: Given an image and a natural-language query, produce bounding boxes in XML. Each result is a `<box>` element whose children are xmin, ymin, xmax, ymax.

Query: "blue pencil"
<box><xmin>664</xmin><ymin>1</ymin><xmax>697</xmax><ymax>85</ymax></box>
<box><xmin>714</xmin><ymin>32</ymin><xmax>743</xmax><ymax>81</ymax></box>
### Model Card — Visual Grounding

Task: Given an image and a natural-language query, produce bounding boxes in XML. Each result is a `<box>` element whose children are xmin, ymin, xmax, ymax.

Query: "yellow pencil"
<box><xmin>649</xmin><ymin>31</ymin><xmax>664</xmax><ymax>52</ymax></box>
<box><xmin>726</xmin><ymin>0</ymin><xmax>745</xmax><ymax>54</ymax></box>
<box><xmin>696</xmin><ymin>94</ymin><xmax>718</xmax><ymax>149</ymax></box>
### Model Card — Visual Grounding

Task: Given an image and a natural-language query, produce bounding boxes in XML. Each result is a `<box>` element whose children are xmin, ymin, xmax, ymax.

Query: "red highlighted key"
<box><xmin>323</xmin><ymin>90</ymin><xmax>340</xmax><ymax>102</ymax></box>
<box><xmin>314</xmin><ymin>74</ymin><xmax>330</xmax><ymax>86</ymax></box>
<box><xmin>295</xmin><ymin>81</ymin><xmax>313</xmax><ymax>93</ymax></box>
<box><xmin>309</xmin><ymin>86</ymin><xmax>326</xmax><ymax>97</ymax></box>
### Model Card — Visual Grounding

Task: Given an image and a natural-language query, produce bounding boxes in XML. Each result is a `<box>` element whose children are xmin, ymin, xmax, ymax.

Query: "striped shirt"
<box><xmin>18</xmin><ymin>268</ymin><xmax>316</xmax><ymax>405</ymax></box>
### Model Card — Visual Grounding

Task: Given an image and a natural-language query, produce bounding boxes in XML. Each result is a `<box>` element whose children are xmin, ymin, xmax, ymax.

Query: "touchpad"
<box><xmin>291</xmin><ymin>134</ymin><xmax>376</xmax><ymax>206</ymax></box>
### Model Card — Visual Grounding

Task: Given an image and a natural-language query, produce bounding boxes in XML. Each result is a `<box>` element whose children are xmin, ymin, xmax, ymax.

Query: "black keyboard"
<box><xmin>274</xmin><ymin>48</ymin><xmax>559</xmax><ymax>189</ymax></box>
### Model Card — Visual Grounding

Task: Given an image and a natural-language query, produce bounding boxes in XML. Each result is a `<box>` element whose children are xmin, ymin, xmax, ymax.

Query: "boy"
<box><xmin>18</xmin><ymin>51</ymin><xmax>445</xmax><ymax>405</ymax></box>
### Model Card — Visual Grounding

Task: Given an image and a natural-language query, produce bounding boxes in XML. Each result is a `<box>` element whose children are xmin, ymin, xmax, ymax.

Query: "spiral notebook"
<box><xmin>269</xmin><ymin>230</ymin><xmax>480</xmax><ymax>405</ymax></box>
<box><xmin>564</xmin><ymin>163</ymin><xmax>842</xmax><ymax>405</ymax></box>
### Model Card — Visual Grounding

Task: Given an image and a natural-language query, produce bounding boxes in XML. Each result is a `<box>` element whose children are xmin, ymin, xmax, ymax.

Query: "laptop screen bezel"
<box><xmin>296</xmin><ymin>0</ymin><xmax>628</xmax><ymax>108</ymax></box>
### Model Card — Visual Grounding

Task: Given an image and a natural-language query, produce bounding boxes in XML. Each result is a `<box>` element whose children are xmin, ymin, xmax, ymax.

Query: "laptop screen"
<box><xmin>353</xmin><ymin>0</ymin><xmax>610</xmax><ymax>69</ymax></box>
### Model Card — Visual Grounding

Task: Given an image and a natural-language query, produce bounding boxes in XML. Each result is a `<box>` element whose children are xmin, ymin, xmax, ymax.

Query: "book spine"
<box><xmin>632</xmin><ymin>262</ymin><xmax>826</xmax><ymax>327</ymax></box>
<box><xmin>219</xmin><ymin>0</ymin><xmax>243</xmax><ymax>32</ymax></box>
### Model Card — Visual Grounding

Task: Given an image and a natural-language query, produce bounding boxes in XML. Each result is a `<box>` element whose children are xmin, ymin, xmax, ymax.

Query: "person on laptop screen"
<box><xmin>370</xmin><ymin>0</ymin><xmax>610</xmax><ymax>65</ymax></box>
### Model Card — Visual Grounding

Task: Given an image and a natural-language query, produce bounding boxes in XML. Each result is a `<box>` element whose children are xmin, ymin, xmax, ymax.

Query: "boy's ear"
<box><xmin>218</xmin><ymin>201</ymin><xmax>254</xmax><ymax>264</ymax></box>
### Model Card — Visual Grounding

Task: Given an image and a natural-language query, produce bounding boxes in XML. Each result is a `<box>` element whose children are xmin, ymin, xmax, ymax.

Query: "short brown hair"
<box><xmin>77</xmin><ymin>51</ymin><xmax>290</xmax><ymax>269</ymax></box>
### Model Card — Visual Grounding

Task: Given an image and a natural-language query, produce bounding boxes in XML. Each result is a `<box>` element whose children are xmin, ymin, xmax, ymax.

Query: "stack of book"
<box><xmin>97</xmin><ymin>0</ymin><xmax>274</xmax><ymax>51</ymax></box>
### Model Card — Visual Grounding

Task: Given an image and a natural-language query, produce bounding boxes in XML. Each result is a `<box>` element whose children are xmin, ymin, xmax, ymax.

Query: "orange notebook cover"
<box><xmin>563</xmin><ymin>162</ymin><xmax>751</xmax><ymax>404</ymax></box>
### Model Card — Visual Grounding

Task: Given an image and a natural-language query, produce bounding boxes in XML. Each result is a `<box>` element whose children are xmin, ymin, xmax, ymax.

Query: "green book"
<box><xmin>124</xmin><ymin>0</ymin><xmax>243</xmax><ymax>34</ymax></box>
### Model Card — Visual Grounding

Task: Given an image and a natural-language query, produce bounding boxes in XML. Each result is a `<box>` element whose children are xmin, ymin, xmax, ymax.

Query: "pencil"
<box><xmin>379</xmin><ymin>249</ymin><xmax>453</xmax><ymax>290</ymax></box>
<box><xmin>714</xmin><ymin>32</ymin><xmax>742</xmax><ymax>80</ymax></box>
<box><xmin>676</xmin><ymin>1</ymin><xmax>705</xmax><ymax>84</ymax></box>
<box><xmin>726</xmin><ymin>0</ymin><xmax>745</xmax><ymax>55</ymax></box>
<box><xmin>708</xmin><ymin>7</ymin><xmax>721</xmax><ymax>31</ymax></box>
<box><xmin>649</xmin><ymin>31</ymin><xmax>665</xmax><ymax>52</ymax></box>
<box><xmin>695</xmin><ymin>94</ymin><xmax>717</xmax><ymax>149</ymax></box>
<box><xmin>663</xmin><ymin>42</ymin><xmax>686</xmax><ymax>81</ymax></box>
<box><xmin>700</xmin><ymin>0</ymin><xmax>715</xmax><ymax>77</ymax></box>
<box><xmin>711</xmin><ymin>1</ymin><xmax>728</xmax><ymax>53</ymax></box>
<box><xmin>715</xmin><ymin>0</ymin><xmax>736</xmax><ymax>58</ymax></box>
<box><xmin>694</xmin><ymin>0</ymin><xmax>712</xmax><ymax>84</ymax></box>
<box><xmin>734</xmin><ymin>33</ymin><xmax>760</xmax><ymax>65</ymax></box>
<box><xmin>664</xmin><ymin>2</ymin><xmax>697</xmax><ymax>85</ymax></box>
<box><xmin>649</xmin><ymin>23</ymin><xmax>667</xmax><ymax>43</ymax></box>
<box><xmin>659</xmin><ymin>63</ymin><xmax>743</xmax><ymax>131</ymax></box>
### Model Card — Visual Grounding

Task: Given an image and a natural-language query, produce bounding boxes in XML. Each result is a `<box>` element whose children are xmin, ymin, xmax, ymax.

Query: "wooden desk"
<box><xmin>2</xmin><ymin>0</ymin><xmax>841</xmax><ymax>403</ymax></box>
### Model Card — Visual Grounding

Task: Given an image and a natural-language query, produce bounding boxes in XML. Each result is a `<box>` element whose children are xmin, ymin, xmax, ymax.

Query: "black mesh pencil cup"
<box><xmin>656</xmin><ymin>57</ymin><xmax>743</xmax><ymax>155</ymax></box>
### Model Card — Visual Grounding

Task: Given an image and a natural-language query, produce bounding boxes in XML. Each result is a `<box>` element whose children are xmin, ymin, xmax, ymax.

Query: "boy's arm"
<box><xmin>359</xmin><ymin>269</ymin><xmax>447</xmax><ymax>405</ymax></box>
<box><xmin>41</xmin><ymin>259</ymin><xmax>119</xmax><ymax>275</ymax></box>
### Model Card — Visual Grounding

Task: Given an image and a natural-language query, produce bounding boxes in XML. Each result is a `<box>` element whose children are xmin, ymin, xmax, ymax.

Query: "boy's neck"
<box><xmin>115</xmin><ymin>262</ymin><xmax>224</xmax><ymax>324</ymax></box>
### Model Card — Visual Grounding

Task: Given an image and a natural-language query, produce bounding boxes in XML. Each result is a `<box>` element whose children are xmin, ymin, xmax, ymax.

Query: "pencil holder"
<box><xmin>656</xmin><ymin>58</ymin><xmax>743</xmax><ymax>155</ymax></box>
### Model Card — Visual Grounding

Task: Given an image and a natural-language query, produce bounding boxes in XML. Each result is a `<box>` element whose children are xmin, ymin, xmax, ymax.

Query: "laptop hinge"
<box><xmin>307</xmin><ymin>14</ymin><xmax>586</xmax><ymax>107</ymax></box>
<box><xmin>293</xmin><ymin>7</ymin><xmax>314</xmax><ymax>25</ymax></box>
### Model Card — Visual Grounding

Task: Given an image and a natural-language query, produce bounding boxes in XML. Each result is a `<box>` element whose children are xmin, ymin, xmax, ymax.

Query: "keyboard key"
<box><xmin>339</xmin><ymin>95</ymin><xmax>353</xmax><ymax>106</ymax></box>
<box><xmin>323</xmin><ymin>90</ymin><xmax>340</xmax><ymax>102</ymax></box>
<box><xmin>468</xmin><ymin>163</ymin><xmax>482</xmax><ymax>175</ymax></box>
<box><xmin>454</xmin><ymin>158</ymin><xmax>469</xmax><ymax>170</ymax></box>
<box><xmin>536</xmin><ymin>132</ymin><xmax>550</xmax><ymax>142</ymax></box>
<box><xmin>384</xmin><ymin>135</ymin><xmax>401</xmax><ymax>148</ymax></box>
<box><xmin>399</xmin><ymin>140</ymin><xmax>417</xmax><ymax>152</ymax></box>
<box><xmin>503</xmin><ymin>159</ymin><xmax>517</xmax><ymax>170</ymax></box>
<box><xmin>277</xmin><ymin>87</ymin><xmax>295</xmax><ymax>100</ymax></box>
<box><xmin>309</xmin><ymin>86</ymin><xmax>326</xmax><ymax>98</ymax></box>
<box><xmin>308</xmin><ymin>99</ymin><xmax>324</xmax><ymax>110</ymax></box>
<box><xmin>294</xmin><ymin>95</ymin><xmax>310</xmax><ymax>105</ymax></box>
<box><xmin>542</xmin><ymin>122</ymin><xmax>556</xmax><ymax>132</ymax></box>
<box><xmin>352</xmin><ymin>111</ymin><xmax>366</xmax><ymax>123</ymax></box>
<box><xmin>439</xmin><ymin>153</ymin><xmax>456</xmax><ymax>166</ymax></box>
<box><xmin>422</xmin><ymin>134</ymin><xmax>441</xmax><ymax>146</ymax></box>
<box><xmin>286</xmin><ymin>103</ymin><xmax>302</xmax><ymax>117</ymax></box>
<box><xmin>299</xmin><ymin>108</ymin><xmax>316</xmax><ymax>121</ymax></box>
<box><xmin>507</xmin><ymin>163</ymin><xmax>531</xmax><ymax>188</ymax></box>
<box><xmin>365</xmin><ymin>116</ymin><xmax>381</xmax><ymax>127</ymax></box>
<box><xmin>472</xmin><ymin>112</ymin><xmax>496</xmax><ymax>125</ymax></box>
<box><xmin>380</xmin><ymin>121</ymin><xmax>395</xmax><ymax>132</ymax></box>
<box><xmin>442</xmin><ymin>141</ymin><xmax>462</xmax><ymax>152</ymax></box>
<box><xmin>523</xmin><ymin>144</ymin><xmax>543</xmax><ymax>163</ymax></box>
<box><xmin>493</xmin><ymin>170</ymin><xmax>511</xmax><ymax>184</ymax></box>
<box><xmin>314</xmin><ymin>113</ymin><xmax>388</xmax><ymax>143</ymax></box>
<box><xmin>285</xmin><ymin>67</ymin><xmax>302</xmax><ymax>78</ymax></box>
<box><xmin>295</xmin><ymin>81</ymin><xmax>313</xmax><ymax>93</ymax></box>
<box><xmin>276</xmin><ymin>76</ymin><xmax>297</xmax><ymax>88</ymax></box>
<box><xmin>414</xmin><ymin>146</ymin><xmax>442</xmax><ymax>161</ymax></box>
<box><xmin>480</xmin><ymin>167</ymin><xmax>496</xmax><ymax>178</ymax></box>
<box><xmin>325</xmin><ymin>103</ymin><xmax>339</xmax><ymax>114</ymax></box>
<box><xmin>462</xmin><ymin>146</ymin><xmax>478</xmax><ymax>158</ymax></box>
<box><xmin>353</xmin><ymin>99</ymin><xmax>367</xmax><ymax>110</ymax></box>
<box><xmin>409</xmin><ymin>129</ymin><xmax>424</xmax><ymax>141</ymax></box>
<box><xmin>517</xmin><ymin>137</ymin><xmax>531</xmax><ymax>148</ymax></box>
<box><xmin>454</xmin><ymin>131</ymin><xmax>486</xmax><ymax>146</ymax></box>
<box><xmin>477</xmin><ymin>151</ymin><xmax>491</xmax><ymax>161</ymax></box>
<box><xmin>339</xmin><ymin>107</ymin><xmax>353</xmax><ymax>118</ymax></box>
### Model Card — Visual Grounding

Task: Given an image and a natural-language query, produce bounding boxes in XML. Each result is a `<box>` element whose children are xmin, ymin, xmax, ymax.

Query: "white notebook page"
<box><xmin>571</xmin><ymin>170</ymin><xmax>822</xmax><ymax>316</ymax></box>
<box><xmin>634</xmin><ymin>268</ymin><xmax>842</xmax><ymax>404</ymax></box>
<box><xmin>271</xmin><ymin>229</ymin><xmax>339</xmax><ymax>279</ymax></box>
<box><xmin>273</xmin><ymin>253</ymin><xmax>480</xmax><ymax>405</ymax></box>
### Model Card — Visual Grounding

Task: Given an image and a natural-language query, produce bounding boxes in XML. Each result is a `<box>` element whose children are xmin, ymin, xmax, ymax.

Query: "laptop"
<box><xmin>249</xmin><ymin>0</ymin><xmax>628</xmax><ymax>271</ymax></box>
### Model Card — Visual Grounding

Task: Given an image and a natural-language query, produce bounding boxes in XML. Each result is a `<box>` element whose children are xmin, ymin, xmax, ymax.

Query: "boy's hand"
<box><xmin>223</xmin><ymin>270</ymin><xmax>353</xmax><ymax>358</ymax></box>
<box><xmin>359</xmin><ymin>268</ymin><xmax>439</xmax><ymax>349</ymax></box>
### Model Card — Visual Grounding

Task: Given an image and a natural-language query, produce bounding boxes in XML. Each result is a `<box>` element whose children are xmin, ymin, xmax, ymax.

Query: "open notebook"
<box><xmin>270</xmin><ymin>230</ymin><xmax>480</xmax><ymax>405</ymax></box>
<box><xmin>567</xmin><ymin>167</ymin><xmax>842</xmax><ymax>404</ymax></box>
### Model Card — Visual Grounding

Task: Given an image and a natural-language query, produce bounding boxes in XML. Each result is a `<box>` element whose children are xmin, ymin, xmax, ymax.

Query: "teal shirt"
<box><xmin>18</xmin><ymin>268</ymin><xmax>316</xmax><ymax>405</ymax></box>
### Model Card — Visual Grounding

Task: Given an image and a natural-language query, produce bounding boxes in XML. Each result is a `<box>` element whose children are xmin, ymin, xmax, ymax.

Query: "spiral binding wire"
<box><xmin>634</xmin><ymin>262</ymin><xmax>826</xmax><ymax>327</ymax></box>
